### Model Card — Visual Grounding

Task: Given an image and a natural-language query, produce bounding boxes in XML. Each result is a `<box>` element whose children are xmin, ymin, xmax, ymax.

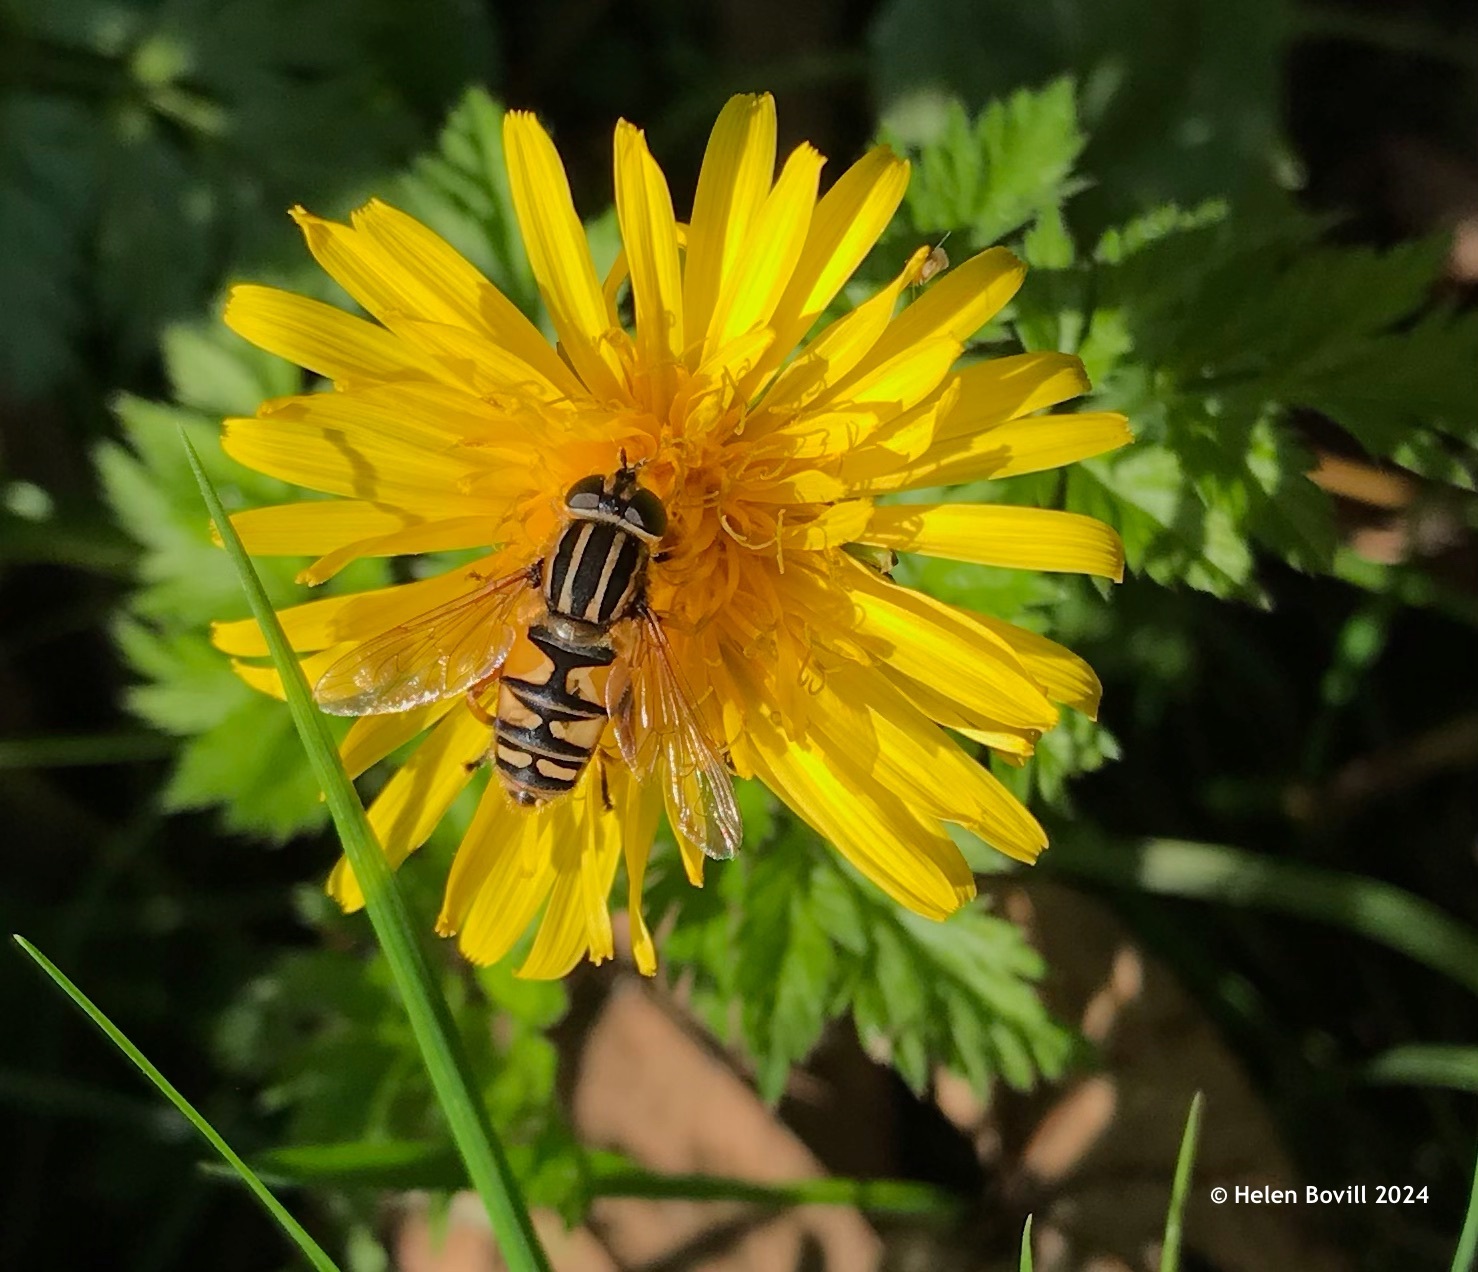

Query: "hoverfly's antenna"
<box><xmin>612</xmin><ymin>445</ymin><xmax>653</xmax><ymax>497</ymax></box>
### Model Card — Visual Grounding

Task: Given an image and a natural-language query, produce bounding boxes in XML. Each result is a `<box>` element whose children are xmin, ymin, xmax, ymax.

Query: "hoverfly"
<box><xmin>313</xmin><ymin>463</ymin><xmax>743</xmax><ymax>862</ymax></box>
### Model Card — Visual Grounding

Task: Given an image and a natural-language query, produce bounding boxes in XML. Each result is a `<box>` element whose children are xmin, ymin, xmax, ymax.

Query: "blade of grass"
<box><xmin>1454</xmin><ymin>1150</ymin><xmax>1478</xmax><ymax>1272</ymax></box>
<box><xmin>182</xmin><ymin>432</ymin><xmax>549</xmax><ymax>1272</ymax></box>
<box><xmin>1019</xmin><ymin>1213</ymin><xmax>1034</xmax><ymax>1271</ymax></box>
<box><xmin>588</xmin><ymin>1156</ymin><xmax>959</xmax><ymax>1215</ymax></box>
<box><xmin>1042</xmin><ymin>834</ymin><xmax>1478</xmax><ymax>996</ymax></box>
<box><xmin>1160</xmin><ymin>1092</ymin><xmax>1203</xmax><ymax>1272</ymax></box>
<box><xmin>244</xmin><ymin>1141</ymin><xmax>962</xmax><ymax>1217</ymax></box>
<box><xmin>1366</xmin><ymin>1045</ymin><xmax>1478</xmax><ymax>1094</ymax></box>
<box><xmin>12</xmin><ymin>936</ymin><xmax>338</xmax><ymax>1272</ymax></box>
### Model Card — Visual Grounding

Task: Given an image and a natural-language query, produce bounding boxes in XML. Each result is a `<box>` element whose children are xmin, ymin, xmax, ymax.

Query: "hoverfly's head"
<box><xmin>563</xmin><ymin>469</ymin><xmax>668</xmax><ymax>545</ymax></box>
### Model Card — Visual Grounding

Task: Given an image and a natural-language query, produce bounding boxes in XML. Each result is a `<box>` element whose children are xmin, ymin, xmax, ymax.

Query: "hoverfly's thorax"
<box><xmin>543</xmin><ymin>467</ymin><xmax>664</xmax><ymax>629</ymax></box>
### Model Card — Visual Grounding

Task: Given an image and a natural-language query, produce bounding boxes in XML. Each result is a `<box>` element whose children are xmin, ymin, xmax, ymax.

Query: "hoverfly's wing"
<box><xmin>314</xmin><ymin>567</ymin><xmax>534</xmax><ymax>716</ymax></box>
<box><xmin>608</xmin><ymin>610</ymin><xmax>742</xmax><ymax>861</ymax></box>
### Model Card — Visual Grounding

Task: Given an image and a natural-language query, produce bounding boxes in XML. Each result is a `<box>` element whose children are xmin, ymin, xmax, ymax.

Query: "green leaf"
<box><xmin>182</xmin><ymin>432</ymin><xmax>550</xmax><ymax>1272</ymax></box>
<box><xmin>655</xmin><ymin>826</ymin><xmax>1072</xmax><ymax>1103</ymax></box>
<box><xmin>1160</xmin><ymin>1092</ymin><xmax>1203</xmax><ymax>1272</ymax></box>
<box><xmin>1364</xmin><ymin>1046</ymin><xmax>1478</xmax><ymax>1095</ymax></box>
<box><xmin>1065</xmin><ymin>448</ymin><xmax>1262</xmax><ymax>602</ymax></box>
<box><xmin>883</xmin><ymin>78</ymin><xmax>1086</xmax><ymax>248</ymax></box>
<box><xmin>868</xmin><ymin>0</ymin><xmax>1292</xmax><ymax>228</ymax></box>
<box><xmin>13</xmin><ymin>936</ymin><xmax>340</xmax><ymax>1272</ymax></box>
<box><xmin>97</xmin><ymin>385</ymin><xmax>379</xmax><ymax>839</ymax></box>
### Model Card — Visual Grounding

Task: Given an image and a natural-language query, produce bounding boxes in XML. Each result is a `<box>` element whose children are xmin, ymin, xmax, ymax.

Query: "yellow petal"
<box><xmin>517</xmin><ymin>864</ymin><xmax>586</xmax><ymax>980</ymax></box>
<box><xmin>328</xmin><ymin>704</ymin><xmax>490</xmax><ymax>911</ymax></box>
<box><xmin>502</xmin><ymin>112</ymin><xmax>627</xmax><ymax>401</ymax></box>
<box><xmin>933</xmin><ymin>352</ymin><xmax>1092</xmax><ymax>442</ymax></box>
<box><xmin>350</xmin><ymin>199</ymin><xmax>582</xmax><ymax>398</ymax></box>
<box><xmin>614</xmin><ymin>120</ymin><xmax>685</xmax><ymax>378</ymax></box>
<box><xmin>862</xmin><ymin>504</ymin><xmax>1126</xmax><ymax>580</ymax></box>
<box><xmin>965</xmin><ymin>615</ymin><xmax>1103</xmax><ymax>718</ymax></box>
<box><xmin>853</xmin><ymin>247</ymin><xmax>1024</xmax><ymax>379</ymax></box>
<box><xmin>612</xmin><ymin>764</ymin><xmax>662</xmax><ymax>976</ymax></box>
<box><xmin>733</xmin><ymin>677</ymin><xmax>973</xmax><ymax>919</ymax></box>
<box><xmin>517</xmin><ymin>784</ymin><xmax>620</xmax><ymax>979</ymax></box>
<box><xmin>288</xmin><ymin>206</ymin><xmax>575</xmax><ymax>404</ymax></box>
<box><xmin>224</xmin><ymin>285</ymin><xmax>432</xmax><ymax>386</ymax></box>
<box><xmin>754</xmin><ymin>145</ymin><xmax>911</xmax><ymax>384</ymax></box>
<box><xmin>577</xmin><ymin>787</ymin><xmax>624</xmax><ymax>966</ymax></box>
<box><xmin>803</xmin><ymin>557</ymin><xmax>1059</xmax><ymax>731</ymax></box>
<box><xmin>865</xmin><ymin>411</ymin><xmax>1132</xmax><ymax>492</ymax></box>
<box><xmin>339</xmin><ymin>698</ymin><xmax>458</xmax><ymax>780</ymax></box>
<box><xmin>836</xmin><ymin>383</ymin><xmax>959</xmax><ymax>484</ymax></box>
<box><xmin>297</xmin><ymin>515</ymin><xmax>502</xmax><ymax>585</ymax></box>
<box><xmin>701</xmin><ymin>143</ymin><xmax>824</xmax><ymax>361</ymax></box>
<box><xmin>809</xmin><ymin>335</ymin><xmax>961</xmax><ymax>421</ymax></box>
<box><xmin>879</xmin><ymin>666</ymin><xmax>1040</xmax><ymax>759</ymax></box>
<box><xmin>684</xmin><ymin>94</ymin><xmax>777</xmax><ymax>353</ymax></box>
<box><xmin>221</xmin><ymin>393</ymin><xmax>493</xmax><ymax>515</ymax></box>
<box><xmin>229</xmin><ymin>500</ymin><xmax>420</xmax><ymax>556</ymax></box>
<box><xmin>441</xmin><ymin>788</ymin><xmax>556</xmax><ymax>964</ymax></box>
<box><xmin>808</xmin><ymin>662</ymin><xmax>1046</xmax><ymax>862</ymax></box>
<box><xmin>756</xmin><ymin>246</ymin><xmax>929</xmax><ymax>419</ymax></box>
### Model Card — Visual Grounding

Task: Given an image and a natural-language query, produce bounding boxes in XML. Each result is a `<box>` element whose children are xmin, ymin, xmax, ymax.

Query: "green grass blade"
<box><xmin>1453</xmin><ymin>1149</ymin><xmax>1478</xmax><ymax>1272</ymax></box>
<box><xmin>245</xmin><ymin>1140</ymin><xmax>962</xmax><ymax>1216</ymax></box>
<box><xmin>182</xmin><ymin>432</ymin><xmax>550</xmax><ymax>1272</ymax></box>
<box><xmin>1043</xmin><ymin>835</ymin><xmax>1478</xmax><ymax>996</ymax></box>
<box><xmin>1160</xmin><ymin>1092</ymin><xmax>1203</xmax><ymax>1272</ymax></box>
<box><xmin>1019</xmin><ymin>1213</ymin><xmax>1034</xmax><ymax>1272</ymax></box>
<box><xmin>1366</xmin><ymin>1045</ymin><xmax>1478</xmax><ymax>1094</ymax></box>
<box><xmin>13</xmin><ymin>935</ymin><xmax>338</xmax><ymax>1272</ymax></box>
<box><xmin>586</xmin><ymin>1156</ymin><xmax>959</xmax><ymax>1215</ymax></box>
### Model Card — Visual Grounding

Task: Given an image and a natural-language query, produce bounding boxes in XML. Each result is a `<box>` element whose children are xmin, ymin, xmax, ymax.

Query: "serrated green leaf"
<box><xmin>661</xmin><ymin>832</ymin><xmax>1071</xmax><ymax>1102</ymax></box>
<box><xmin>883</xmin><ymin>79</ymin><xmax>1086</xmax><ymax>249</ymax></box>
<box><xmin>1066</xmin><ymin>448</ymin><xmax>1261</xmax><ymax>601</ymax></box>
<box><xmin>869</xmin><ymin>0</ymin><xmax>1292</xmax><ymax>227</ymax></box>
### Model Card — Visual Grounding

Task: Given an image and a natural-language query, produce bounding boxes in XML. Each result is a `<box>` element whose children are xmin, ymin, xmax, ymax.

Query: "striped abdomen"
<box><xmin>494</xmin><ymin>622</ymin><xmax>613</xmax><ymax>806</ymax></box>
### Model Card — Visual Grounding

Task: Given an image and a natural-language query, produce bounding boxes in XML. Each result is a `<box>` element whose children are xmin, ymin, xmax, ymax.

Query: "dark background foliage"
<box><xmin>2</xmin><ymin>1</ymin><xmax>1477</xmax><ymax>1269</ymax></box>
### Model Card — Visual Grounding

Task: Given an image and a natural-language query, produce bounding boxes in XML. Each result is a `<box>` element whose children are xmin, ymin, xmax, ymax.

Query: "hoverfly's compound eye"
<box><xmin>623</xmin><ymin>487</ymin><xmax>667</xmax><ymax>538</ymax></box>
<box><xmin>564</xmin><ymin>474</ymin><xmax>605</xmax><ymax>512</ymax></box>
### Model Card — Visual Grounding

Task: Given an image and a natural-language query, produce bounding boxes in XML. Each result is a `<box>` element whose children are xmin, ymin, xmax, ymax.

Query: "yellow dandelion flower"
<box><xmin>213</xmin><ymin>94</ymin><xmax>1130</xmax><ymax>979</ymax></box>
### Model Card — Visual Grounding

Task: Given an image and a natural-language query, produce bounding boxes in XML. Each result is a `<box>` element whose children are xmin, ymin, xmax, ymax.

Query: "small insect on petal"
<box><xmin>918</xmin><ymin>237</ymin><xmax>950</xmax><ymax>284</ymax></box>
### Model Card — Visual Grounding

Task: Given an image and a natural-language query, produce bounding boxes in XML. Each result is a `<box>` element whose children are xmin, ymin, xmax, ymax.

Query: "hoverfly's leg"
<box><xmin>464</xmin><ymin>678</ymin><xmax>498</xmax><ymax>727</ymax></box>
<box><xmin>598</xmin><ymin>753</ymin><xmax>614</xmax><ymax>813</ymax></box>
<box><xmin>463</xmin><ymin>673</ymin><xmax>500</xmax><ymax>772</ymax></box>
<box><xmin>652</xmin><ymin>549</ymin><xmax>673</xmax><ymax>564</ymax></box>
